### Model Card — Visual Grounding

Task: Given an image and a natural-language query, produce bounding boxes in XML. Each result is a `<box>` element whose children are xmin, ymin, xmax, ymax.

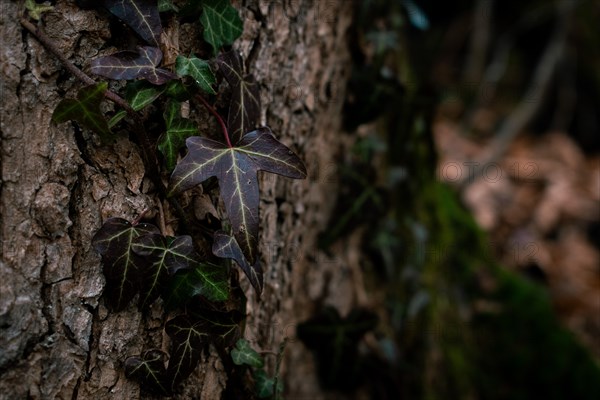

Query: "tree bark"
<box><xmin>0</xmin><ymin>0</ymin><xmax>356</xmax><ymax>398</ymax></box>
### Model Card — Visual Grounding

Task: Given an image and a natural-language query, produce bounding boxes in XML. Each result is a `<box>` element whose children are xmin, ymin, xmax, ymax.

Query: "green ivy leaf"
<box><xmin>92</xmin><ymin>218</ymin><xmax>161</xmax><ymax>311</ymax></box>
<box><xmin>175</xmin><ymin>55</ymin><xmax>217</xmax><ymax>94</ymax></box>
<box><xmin>110</xmin><ymin>81</ymin><xmax>165</xmax><ymax>127</ymax></box>
<box><xmin>131</xmin><ymin>234</ymin><xmax>200</xmax><ymax>308</ymax></box>
<box><xmin>25</xmin><ymin>0</ymin><xmax>54</xmax><ymax>21</ymax></box>
<box><xmin>53</xmin><ymin>82</ymin><xmax>111</xmax><ymax>139</ymax></box>
<box><xmin>231</xmin><ymin>338</ymin><xmax>264</xmax><ymax>368</ymax></box>
<box><xmin>124</xmin><ymin>349</ymin><xmax>170</xmax><ymax>396</ymax></box>
<box><xmin>126</xmin><ymin>80</ymin><xmax>165</xmax><ymax>110</ymax></box>
<box><xmin>165</xmin><ymin>80</ymin><xmax>196</xmax><ymax>101</ymax></box>
<box><xmin>108</xmin><ymin>110</ymin><xmax>127</xmax><ymax>128</ymax></box>
<box><xmin>158</xmin><ymin>101</ymin><xmax>199</xmax><ymax>171</ymax></box>
<box><xmin>166</xmin><ymin>261</ymin><xmax>229</xmax><ymax>307</ymax></box>
<box><xmin>253</xmin><ymin>369</ymin><xmax>283</xmax><ymax>399</ymax></box>
<box><xmin>199</xmin><ymin>0</ymin><xmax>243</xmax><ymax>54</ymax></box>
<box><xmin>158</xmin><ymin>0</ymin><xmax>178</xmax><ymax>12</ymax></box>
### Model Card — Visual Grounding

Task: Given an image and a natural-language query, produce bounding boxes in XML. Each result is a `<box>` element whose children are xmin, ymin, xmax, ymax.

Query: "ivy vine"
<box><xmin>21</xmin><ymin>0</ymin><xmax>305</xmax><ymax>396</ymax></box>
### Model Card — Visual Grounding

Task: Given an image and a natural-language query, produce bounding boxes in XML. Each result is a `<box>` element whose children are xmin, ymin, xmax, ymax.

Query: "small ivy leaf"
<box><xmin>126</xmin><ymin>80</ymin><xmax>165</xmax><ymax>110</ymax></box>
<box><xmin>52</xmin><ymin>82</ymin><xmax>111</xmax><ymax>138</ymax></box>
<box><xmin>158</xmin><ymin>0</ymin><xmax>178</xmax><ymax>13</ymax></box>
<box><xmin>131</xmin><ymin>234</ymin><xmax>199</xmax><ymax>308</ymax></box>
<box><xmin>108</xmin><ymin>110</ymin><xmax>127</xmax><ymax>128</ymax></box>
<box><xmin>169</xmin><ymin>127</ymin><xmax>306</xmax><ymax>271</ymax></box>
<box><xmin>199</xmin><ymin>0</ymin><xmax>243</xmax><ymax>54</ymax></box>
<box><xmin>213</xmin><ymin>231</ymin><xmax>263</xmax><ymax>295</ymax></box>
<box><xmin>110</xmin><ymin>81</ymin><xmax>165</xmax><ymax>127</ymax></box>
<box><xmin>166</xmin><ymin>261</ymin><xmax>229</xmax><ymax>308</ymax></box>
<box><xmin>25</xmin><ymin>0</ymin><xmax>54</xmax><ymax>21</ymax></box>
<box><xmin>253</xmin><ymin>369</ymin><xmax>283</xmax><ymax>399</ymax></box>
<box><xmin>231</xmin><ymin>338</ymin><xmax>264</xmax><ymax>368</ymax></box>
<box><xmin>175</xmin><ymin>55</ymin><xmax>217</xmax><ymax>94</ymax></box>
<box><xmin>217</xmin><ymin>51</ymin><xmax>260</xmax><ymax>143</ymax></box>
<box><xmin>102</xmin><ymin>0</ymin><xmax>162</xmax><ymax>46</ymax></box>
<box><xmin>158</xmin><ymin>100</ymin><xmax>199</xmax><ymax>171</ymax></box>
<box><xmin>92</xmin><ymin>217</ymin><xmax>160</xmax><ymax>311</ymax></box>
<box><xmin>125</xmin><ymin>349</ymin><xmax>170</xmax><ymax>396</ymax></box>
<box><xmin>91</xmin><ymin>46</ymin><xmax>176</xmax><ymax>85</ymax></box>
<box><xmin>165</xmin><ymin>80</ymin><xmax>196</xmax><ymax>101</ymax></box>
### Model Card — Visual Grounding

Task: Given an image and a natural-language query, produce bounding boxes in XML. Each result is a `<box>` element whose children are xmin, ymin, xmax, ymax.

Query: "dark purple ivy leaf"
<box><xmin>102</xmin><ymin>0</ymin><xmax>162</xmax><ymax>46</ymax></box>
<box><xmin>165</xmin><ymin>311</ymin><xmax>241</xmax><ymax>386</ymax></box>
<box><xmin>125</xmin><ymin>349</ymin><xmax>170</xmax><ymax>396</ymax></box>
<box><xmin>169</xmin><ymin>127</ymin><xmax>307</xmax><ymax>271</ymax></box>
<box><xmin>91</xmin><ymin>46</ymin><xmax>176</xmax><ymax>85</ymax></box>
<box><xmin>92</xmin><ymin>217</ymin><xmax>160</xmax><ymax>311</ymax></box>
<box><xmin>213</xmin><ymin>231</ymin><xmax>263</xmax><ymax>295</ymax></box>
<box><xmin>217</xmin><ymin>50</ymin><xmax>261</xmax><ymax>144</ymax></box>
<box><xmin>164</xmin><ymin>315</ymin><xmax>209</xmax><ymax>387</ymax></box>
<box><xmin>131</xmin><ymin>234</ymin><xmax>199</xmax><ymax>308</ymax></box>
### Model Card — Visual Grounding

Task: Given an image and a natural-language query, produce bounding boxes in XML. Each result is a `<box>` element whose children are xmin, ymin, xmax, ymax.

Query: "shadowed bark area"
<box><xmin>0</xmin><ymin>0</ymin><xmax>356</xmax><ymax>398</ymax></box>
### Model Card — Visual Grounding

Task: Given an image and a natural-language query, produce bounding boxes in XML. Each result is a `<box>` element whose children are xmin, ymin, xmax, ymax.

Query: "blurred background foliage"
<box><xmin>300</xmin><ymin>0</ymin><xmax>600</xmax><ymax>398</ymax></box>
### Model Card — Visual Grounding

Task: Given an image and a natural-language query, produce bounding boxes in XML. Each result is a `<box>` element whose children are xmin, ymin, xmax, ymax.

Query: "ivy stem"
<box><xmin>195</xmin><ymin>95</ymin><xmax>232</xmax><ymax>148</ymax></box>
<box><xmin>20</xmin><ymin>18</ymin><xmax>135</xmax><ymax>118</ymax></box>
<box><xmin>132</xmin><ymin>209</ymin><xmax>150</xmax><ymax>226</ymax></box>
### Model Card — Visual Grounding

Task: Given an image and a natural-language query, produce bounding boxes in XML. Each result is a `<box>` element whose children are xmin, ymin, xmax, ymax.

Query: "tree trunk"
<box><xmin>0</xmin><ymin>0</ymin><xmax>356</xmax><ymax>398</ymax></box>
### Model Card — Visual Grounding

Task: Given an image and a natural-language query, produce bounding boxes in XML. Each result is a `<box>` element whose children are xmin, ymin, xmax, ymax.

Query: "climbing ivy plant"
<box><xmin>21</xmin><ymin>0</ymin><xmax>305</xmax><ymax>396</ymax></box>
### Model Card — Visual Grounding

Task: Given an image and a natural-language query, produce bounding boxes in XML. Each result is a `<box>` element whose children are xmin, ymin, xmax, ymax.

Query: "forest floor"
<box><xmin>433</xmin><ymin>108</ymin><xmax>600</xmax><ymax>359</ymax></box>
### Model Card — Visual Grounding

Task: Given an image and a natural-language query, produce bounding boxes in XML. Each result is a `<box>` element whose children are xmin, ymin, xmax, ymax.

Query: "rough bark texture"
<box><xmin>1</xmin><ymin>0</ymin><xmax>357</xmax><ymax>398</ymax></box>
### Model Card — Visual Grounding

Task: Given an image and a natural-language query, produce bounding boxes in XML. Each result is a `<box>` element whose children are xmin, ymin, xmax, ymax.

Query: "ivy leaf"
<box><xmin>165</xmin><ymin>261</ymin><xmax>229</xmax><ymax>308</ymax></box>
<box><xmin>131</xmin><ymin>234</ymin><xmax>199</xmax><ymax>308</ymax></box>
<box><xmin>110</xmin><ymin>81</ymin><xmax>165</xmax><ymax>127</ymax></box>
<box><xmin>125</xmin><ymin>349</ymin><xmax>170</xmax><ymax>396</ymax></box>
<box><xmin>212</xmin><ymin>231</ymin><xmax>263</xmax><ymax>295</ymax></box>
<box><xmin>158</xmin><ymin>0</ymin><xmax>178</xmax><ymax>13</ymax></box>
<box><xmin>175</xmin><ymin>55</ymin><xmax>217</xmax><ymax>94</ymax></box>
<box><xmin>53</xmin><ymin>83</ymin><xmax>111</xmax><ymax>139</ymax></box>
<box><xmin>231</xmin><ymin>338</ymin><xmax>264</xmax><ymax>368</ymax></box>
<box><xmin>217</xmin><ymin>50</ymin><xmax>260</xmax><ymax>143</ymax></box>
<box><xmin>199</xmin><ymin>0</ymin><xmax>243</xmax><ymax>54</ymax></box>
<box><xmin>91</xmin><ymin>46</ymin><xmax>176</xmax><ymax>85</ymax></box>
<box><xmin>165</xmin><ymin>315</ymin><xmax>206</xmax><ymax>387</ymax></box>
<box><xmin>102</xmin><ymin>0</ymin><xmax>162</xmax><ymax>46</ymax></box>
<box><xmin>25</xmin><ymin>0</ymin><xmax>54</xmax><ymax>21</ymax></box>
<box><xmin>166</xmin><ymin>80</ymin><xmax>196</xmax><ymax>101</ymax></box>
<box><xmin>126</xmin><ymin>80</ymin><xmax>165</xmax><ymax>110</ymax></box>
<box><xmin>169</xmin><ymin>127</ymin><xmax>306</xmax><ymax>279</ymax></box>
<box><xmin>92</xmin><ymin>217</ymin><xmax>160</xmax><ymax>311</ymax></box>
<box><xmin>158</xmin><ymin>101</ymin><xmax>199</xmax><ymax>171</ymax></box>
<box><xmin>108</xmin><ymin>111</ymin><xmax>127</xmax><ymax>129</ymax></box>
<box><xmin>189</xmin><ymin>310</ymin><xmax>242</xmax><ymax>347</ymax></box>
<box><xmin>165</xmin><ymin>312</ymin><xmax>240</xmax><ymax>386</ymax></box>
<box><xmin>253</xmin><ymin>369</ymin><xmax>283</xmax><ymax>399</ymax></box>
